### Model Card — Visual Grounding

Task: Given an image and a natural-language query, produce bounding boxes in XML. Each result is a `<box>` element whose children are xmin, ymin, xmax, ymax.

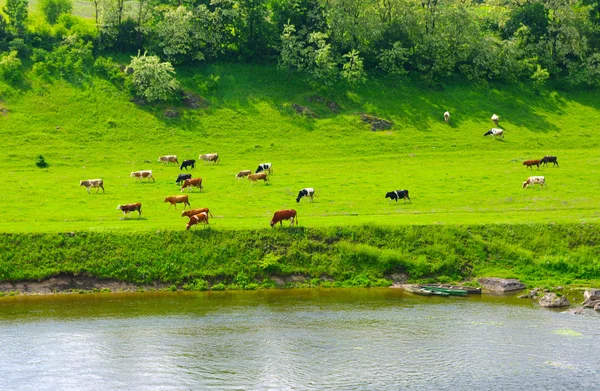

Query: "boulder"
<box><xmin>582</xmin><ymin>298</ymin><xmax>600</xmax><ymax>308</ymax></box>
<box><xmin>360</xmin><ymin>114</ymin><xmax>393</xmax><ymax>131</ymax></box>
<box><xmin>164</xmin><ymin>108</ymin><xmax>179</xmax><ymax>118</ymax></box>
<box><xmin>307</xmin><ymin>95</ymin><xmax>342</xmax><ymax>114</ymax></box>
<box><xmin>477</xmin><ymin>278</ymin><xmax>526</xmax><ymax>292</ymax></box>
<box><xmin>595</xmin><ymin>303</ymin><xmax>600</xmax><ymax>311</ymax></box>
<box><xmin>182</xmin><ymin>92</ymin><xmax>209</xmax><ymax>109</ymax></box>
<box><xmin>565</xmin><ymin>307</ymin><xmax>585</xmax><ymax>315</ymax></box>
<box><xmin>292</xmin><ymin>103</ymin><xmax>317</xmax><ymax>118</ymax></box>
<box><xmin>583</xmin><ymin>288</ymin><xmax>600</xmax><ymax>301</ymax></box>
<box><xmin>539</xmin><ymin>293</ymin><xmax>570</xmax><ymax>308</ymax></box>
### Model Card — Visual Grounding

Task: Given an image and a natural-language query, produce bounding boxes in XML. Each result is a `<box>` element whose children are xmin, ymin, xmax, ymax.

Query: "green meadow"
<box><xmin>1</xmin><ymin>64</ymin><xmax>600</xmax><ymax>233</ymax></box>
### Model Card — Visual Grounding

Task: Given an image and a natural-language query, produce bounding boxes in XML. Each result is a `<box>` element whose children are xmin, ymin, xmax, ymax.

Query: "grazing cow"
<box><xmin>180</xmin><ymin>159</ymin><xmax>196</xmax><ymax>170</ymax></box>
<box><xmin>248</xmin><ymin>172</ymin><xmax>268</xmax><ymax>185</ymax></box>
<box><xmin>484</xmin><ymin>128</ymin><xmax>504</xmax><ymax>138</ymax></box>
<box><xmin>296</xmin><ymin>188</ymin><xmax>315</xmax><ymax>203</ymax></box>
<box><xmin>158</xmin><ymin>155</ymin><xmax>178</xmax><ymax>164</ymax></box>
<box><xmin>522</xmin><ymin>176</ymin><xmax>546</xmax><ymax>189</ymax></box>
<box><xmin>130</xmin><ymin>170</ymin><xmax>155</xmax><ymax>182</ymax></box>
<box><xmin>523</xmin><ymin>160</ymin><xmax>541</xmax><ymax>170</ymax></box>
<box><xmin>175</xmin><ymin>173</ymin><xmax>192</xmax><ymax>185</ymax></box>
<box><xmin>255</xmin><ymin>163</ymin><xmax>272</xmax><ymax>174</ymax></box>
<box><xmin>491</xmin><ymin>114</ymin><xmax>499</xmax><ymax>126</ymax></box>
<box><xmin>199</xmin><ymin>153</ymin><xmax>220</xmax><ymax>164</ymax></box>
<box><xmin>541</xmin><ymin>155</ymin><xmax>559</xmax><ymax>167</ymax></box>
<box><xmin>80</xmin><ymin>179</ymin><xmax>104</xmax><ymax>194</ymax></box>
<box><xmin>444</xmin><ymin>111</ymin><xmax>450</xmax><ymax>124</ymax></box>
<box><xmin>116</xmin><ymin>203</ymin><xmax>142</xmax><ymax>218</ymax></box>
<box><xmin>186</xmin><ymin>212</ymin><xmax>209</xmax><ymax>230</ymax></box>
<box><xmin>270</xmin><ymin>209</ymin><xmax>298</xmax><ymax>228</ymax></box>
<box><xmin>164</xmin><ymin>195</ymin><xmax>191</xmax><ymax>209</ymax></box>
<box><xmin>181</xmin><ymin>208</ymin><xmax>214</xmax><ymax>218</ymax></box>
<box><xmin>385</xmin><ymin>190</ymin><xmax>411</xmax><ymax>204</ymax></box>
<box><xmin>236</xmin><ymin>170</ymin><xmax>252</xmax><ymax>179</ymax></box>
<box><xmin>181</xmin><ymin>178</ymin><xmax>203</xmax><ymax>192</ymax></box>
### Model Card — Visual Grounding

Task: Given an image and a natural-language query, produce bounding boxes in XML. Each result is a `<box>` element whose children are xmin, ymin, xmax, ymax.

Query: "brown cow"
<box><xmin>181</xmin><ymin>208</ymin><xmax>214</xmax><ymax>218</ymax></box>
<box><xmin>80</xmin><ymin>179</ymin><xmax>104</xmax><ymax>194</ymax></box>
<box><xmin>116</xmin><ymin>203</ymin><xmax>142</xmax><ymax>218</ymax></box>
<box><xmin>270</xmin><ymin>209</ymin><xmax>298</xmax><ymax>228</ymax></box>
<box><xmin>199</xmin><ymin>153</ymin><xmax>219</xmax><ymax>164</ymax></box>
<box><xmin>236</xmin><ymin>170</ymin><xmax>251</xmax><ymax>179</ymax></box>
<box><xmin>523</xmin><ymin>160</ymin><xmax>541</xmax><ymax>170</ymax></box>
<box><xmin>130</xmin><ymin>170</ymin><xmax>155</xmax><ymax>182</ymax></box>
<box><xmin>248</xmin><ymin>172</ymin><xmax>268</xmax><ymax>185</ymax></box>
<box><xmin>164</xmin><ymin>195</ymin><xmax>190</xmax><ymax>209</ymax></box>
<box><xmin>181</xmin><ymin>178</ymin><xmax>203</xmax><ymax>192</ymax></box>
<box><xmin>186</xmin><ymin>212</ymin><xmax>209</xmax><ymax>230</ymax></box>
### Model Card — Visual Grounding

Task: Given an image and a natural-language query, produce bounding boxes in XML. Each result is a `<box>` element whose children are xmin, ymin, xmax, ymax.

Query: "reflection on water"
<box><xmin>0</xmin><ymin>289</ymin><xmax>598</xmax><ymax>391</ymax></box>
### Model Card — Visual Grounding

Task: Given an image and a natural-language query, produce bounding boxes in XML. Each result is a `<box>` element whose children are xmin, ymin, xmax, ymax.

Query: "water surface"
<box><xmin>0</xmin><ymin>289</ymin><xmax>598</xmax><ymax>390</ymax></box>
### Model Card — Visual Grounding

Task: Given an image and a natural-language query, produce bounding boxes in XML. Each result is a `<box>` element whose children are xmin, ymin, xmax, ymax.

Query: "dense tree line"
<box><xmin>1</xmin><ymin>0</ymin><xmax>600</xmax><ymax>93</ymax></box>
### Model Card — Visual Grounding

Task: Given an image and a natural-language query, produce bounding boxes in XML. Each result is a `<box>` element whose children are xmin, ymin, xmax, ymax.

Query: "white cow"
<box><xmin>130</xmin><ymin>170</ymin><xmax>155</xmax><ymax>182</ymax></box>
<box><xmin>158</xmin><ymin>155</ymin><xmax>178</xmax><ymax>164</ymax></box>
<box><xmin>523</xmin><ymin>176</ymin><xmax>546</xmax><ymax>189</ymax></box>
<box><xmin>444</xmin><ymin>111</ymin><xmax>450</xmax><ymax>123</ymax></box>
<box><xmin>491</xmin><ymin>114</ymin><xmax>499</xmax><ymax>126</ymax></box>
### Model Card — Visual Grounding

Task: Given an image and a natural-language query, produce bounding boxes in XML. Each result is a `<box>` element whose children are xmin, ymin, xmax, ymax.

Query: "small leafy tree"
<box><xmin>0</xmin><ymin>50</ymin><xmax>23</xmax><ymax>83</ymax></box>
<box><xmin>341</xmin><ymin>50</ymin><xmax>366</xmax><ymax>85</ymax></box>
<box><xmin>531</xmin><ymin>64</ymin><xmax>550</xmax><ymax>91</ymax></box>
<box><xmin>39</xmin><ymin>0</ymin><xmax>73</xmax><ymax>25</ymax></box>
<box><xmin>125</xmin><ymin>52</ymin><xmax>179</xmax><ymax>102</ymax></box>
<box><xmin>4</xmin><ymin>0</ymin><xmax>28</xmax><ymax>35</ymax></box>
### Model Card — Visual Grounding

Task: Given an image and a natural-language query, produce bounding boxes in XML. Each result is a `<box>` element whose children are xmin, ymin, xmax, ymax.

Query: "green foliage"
<box><xmin>31</xmin><ymin>36</ymin><xmax>94</xmax><ymax>81</ymax></box>
<box><xmin>0</xmin><ymin>51</ymin><xmax>23</xmax><ymax>83</ymax></box>
<box><xmin>35</xmin><ymin>155</ymin><xmax>49</xmax><ymax>168</ymax></box>
<box><xmin>4</xmin><ymin>0</ymin><xmax>28</xmax><ymax>34</ymax></box>
<box><xmin>531</xmin><ymin>64</ymin><xmax>550</xmax><ymax>90</ymax></box>
<box><xmin>39</xmin><ymin>0</ymin><xmax>73</xmax><ymax>25</ymax></box>
<box><xmin>125</xmin><ymin>52</ymin><xmax>179</xmax><ymax>102</ymax></box>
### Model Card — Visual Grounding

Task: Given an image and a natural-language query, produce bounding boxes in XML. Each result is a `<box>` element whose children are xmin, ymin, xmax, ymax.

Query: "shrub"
<box><xmin>39</xmin><ymin>0</ymin><xmax>72</xmax><ymax>25</ymax></box>
<box><xmin>35</xmin><ymin>155</ymin><xmax>49</xmax><ymax>168</ymax></box>
<box><xmin>0</xmin><ymin>50</ymin><xmax>23</xmax><ymax>83</ymax></box>
<box><xmin>125</xmin><ymin>52</ymin><xmax>179</xmax><ymax>102</ymax></box>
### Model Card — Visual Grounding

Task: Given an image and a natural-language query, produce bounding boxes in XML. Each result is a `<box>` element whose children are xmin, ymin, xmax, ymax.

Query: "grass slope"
<box><xmin>1</xmin><ymin>64</ymin><xmax>600</xmax><ymax>233</ymax></box>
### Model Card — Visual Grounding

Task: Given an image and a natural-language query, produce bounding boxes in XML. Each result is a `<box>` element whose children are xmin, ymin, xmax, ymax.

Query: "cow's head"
<box><xmin>164</xmin><ymin>198</ymin><xmax>169</xmax><ymax>203</ymax></box>
<box><xmin>385</xmin><ymin>192</ymin><xmax>393</xmax><ymax>199</ymax></box>
<box><xmin>270</xmin><ymin>220</ymin><xmax>275</xmax><ymax>228</ymax></box>
<box><xmin>79</xmin><ymin>181</ymin><xmax>84</xmax><ymax>186</ymax></box>
<box><xmin>116</xmin><ymin>205</ymin><xmax>121</xmax><ymax>210</ymax></box>
<box><xmin>483</xmin><ymin>130</ymin><xmax>492</xmax><ymax>136</ymax></box>
<box><xmin>522</xmin><ymin>181</ymin><xmax>529</xmax><ymax>189</ymax></box>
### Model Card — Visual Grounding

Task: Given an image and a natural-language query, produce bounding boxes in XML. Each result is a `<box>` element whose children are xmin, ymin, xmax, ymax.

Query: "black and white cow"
<box><xmin>180</xmin><ymin>159</ymin><xmax>196</xmax><ymax>170</ymax></box>
<box><xmin>385</xmin><ymin>190</ymin><xmax>411</xmax><ymax>204</ymax></box>
<box><xmin>175</xmin><ymin>173</ymin><xmax>192</xmax><ymax>185</ymax></box>
<box><xmin>256</xmin><ymin>163</ymin><xmax>272</xmax><ymax>174</ymax></box>
<box><xmin>296</xmin><ymin>188</ymin><xmax>315</xmax><ymax>203</ymax></box>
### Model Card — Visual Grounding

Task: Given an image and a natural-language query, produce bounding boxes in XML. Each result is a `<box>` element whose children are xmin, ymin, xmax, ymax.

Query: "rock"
<box><xmin>0</xmin><ymin>107</ymin><xmax>9</xmax><ymax>116</ymax></box>
<box><xmin>582</xmin><ymin>298</ymin><xmax>600</xmax><ymax>308</ymax></box>
<box><xmin>387</xmin><ymin>273</ymin><xmax>408</xmax><ymax>284</ymax></box>
<box><xmin>307</xmin><ymin>95</ymin><xmax>342</xmax><ymax>113</ymax></box>
<box><xmin>164</xmin><ymin>108</ymin><xmax>179</xmax><ymax>118</ymax></box>
<box><xmin>477</xmin><ymin>278</ymin><xmax>526</xmax><ymax>292</ymax></box>
<box><xmin>182</xmin><ymin>92</ymin><xmax>209</xmax><ymax>109</ymax></box>
<box><xmin>130</xmin><ymin>97</ymin><xmax>147</xmax><ymax>106</ymax></box>
<box><xmin>565</xmin><ymin>307</ymin><xmax>585</xmax><ymax>315</ymax></box>
<box><xmin>292</xmin><ymin>103</ymin><xmax>317</xmax><ymax>118</ymax></box>
<box><xmin>595</xmin><ymin>303</ymin><xmax>600</xmax><ymax>311</ymax></box>
<box><xmin>583</xmin><ymin>288</ymin><xmax>600</xmax><ymax>301</ymax></box>
<box><xmin>539</xmin><ymin>293</ymin><xmax>570</xmax><ymax>308</ymax></box>
<box><xmin>360</xmin><ymin>114</ymin><xmax>393</xmax><ymax>131</ymax></box>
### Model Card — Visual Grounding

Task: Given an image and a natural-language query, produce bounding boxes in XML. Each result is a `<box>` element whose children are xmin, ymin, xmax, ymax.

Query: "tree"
<box><xmin>4</xmin><ymin>0</ymin><xmax>28</xmax><ymax>35</ymax></box>
<box><xmin>341</xmin><ymin>49</ymin><xmax>365</xmax><ymax>85</ymax></box>
<box><xmin>125</xmin><ymin>52</ymin><xmax>179</xmax><ymax>102</ymax></box>
<box><xmin>39</xmin><ymin>0</ymin><xmax>73</xmax><ymax>25</ymax></box>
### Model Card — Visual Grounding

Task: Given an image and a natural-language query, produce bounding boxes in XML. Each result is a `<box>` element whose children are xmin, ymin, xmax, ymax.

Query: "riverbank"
<box><xmin>1</xmin><ymin>224</ymin><xmax>599</xmax><ymax>295</ymax></box>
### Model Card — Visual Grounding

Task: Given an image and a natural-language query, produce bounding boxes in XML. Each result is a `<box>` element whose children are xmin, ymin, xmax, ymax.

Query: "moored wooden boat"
<box><xmin>404</xmin><ymin>285</ymin><xmax>449</xmax><ymax>297</ymax></box>
<box><xmin>420</xmin><ymin>284</ymin><xmax>482</xmax><ymax>294</ymax></box>
<box><xmin>419</xmin><ymin>286</ymin><xmax>468</xmax><ymax>296</ymax></box>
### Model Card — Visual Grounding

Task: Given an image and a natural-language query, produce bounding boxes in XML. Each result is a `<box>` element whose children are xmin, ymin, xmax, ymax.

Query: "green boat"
<box><xmin>420</xmin><ymin>284</ymin><xmax>482</xmax><ymax>294</ymax></box>
<box><xmin>404</xmin><ymin>285</ymin><xmax>449</xmax><ymax>297</ymax></box>
<box><xmin>419</xmin><ymin>286</ymin><xmax>468</xmax><ymax>296</ymax></box>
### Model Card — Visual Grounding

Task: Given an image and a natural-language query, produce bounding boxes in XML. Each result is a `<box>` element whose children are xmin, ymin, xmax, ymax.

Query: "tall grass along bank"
<box><xmin>1</xmin><ymin>224</ymin><xmax>599</xmax><ymax>292</ymax></box>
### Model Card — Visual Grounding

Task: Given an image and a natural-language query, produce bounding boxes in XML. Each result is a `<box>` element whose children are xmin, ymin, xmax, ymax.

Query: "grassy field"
<box><xmin>1</xmin><ymin>64</ymin><xmax>600</xmax><ymax>233</ymax></box>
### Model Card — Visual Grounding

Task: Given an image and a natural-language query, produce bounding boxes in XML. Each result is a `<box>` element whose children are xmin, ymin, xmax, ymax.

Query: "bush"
<box><xmin>0</xmin><ymin>50</ymin><xmax>23</xmax><ymax>83</ymax></box>
<box><xmin>35</xmin><ymin>155</ymin><xmax>49</xmax><ymax>168</ymax></box>
<box><xmin>39</xmin><ymin>0</ymin><xmax>72</xmax><ymax>25</ymax></box>
<box><xmin>125</xmin><ymin>52</ymin><xmax>179</xmax><ymax>102</ymax></box>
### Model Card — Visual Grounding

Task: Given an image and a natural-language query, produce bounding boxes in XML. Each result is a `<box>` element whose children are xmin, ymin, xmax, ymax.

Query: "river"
<box><xmin>0</xmin><ymin>289</ymin><xmax>598</xmax><ymax>390</ymax></box>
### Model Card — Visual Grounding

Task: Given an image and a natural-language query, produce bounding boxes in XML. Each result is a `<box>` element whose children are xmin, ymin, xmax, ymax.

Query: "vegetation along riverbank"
<box><xmin>1</xmin><ymin>224</ymin><xmax>599</xmax><ymax>295</ymax></box>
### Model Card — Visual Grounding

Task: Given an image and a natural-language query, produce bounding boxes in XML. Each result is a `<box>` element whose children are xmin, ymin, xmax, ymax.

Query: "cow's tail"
<box><xmin>406</xmin><ymin>190</ymin><xmax>411</xmax><ymax>202</ymax></box>
<box><xmin>295</xmin><ymin>214</ymin><xmax>299</xmax><ymax>226</ymax></box>
<box><xmin>209</xmin><ymin>210</ymin><xmax>214</xmax><ymax>218</ymax></box>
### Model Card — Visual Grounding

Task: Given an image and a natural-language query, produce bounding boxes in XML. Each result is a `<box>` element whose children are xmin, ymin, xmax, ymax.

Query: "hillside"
<box><xmin>1</xmin><ymin>64</ymin><xmax>600</xmax><ymax>233</ymax></box>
